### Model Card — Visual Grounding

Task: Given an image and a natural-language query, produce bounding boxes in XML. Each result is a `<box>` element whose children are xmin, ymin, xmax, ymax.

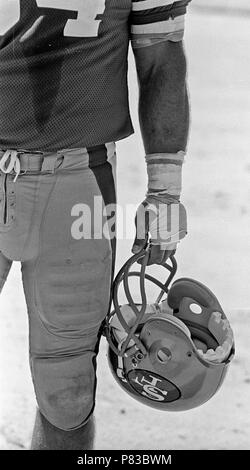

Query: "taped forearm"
<box><xmin>146</xmin><ymin>151</ymin><xmax>185</xmax><ymax>200</ymax></box>
<box><xmin>143</xmin><ymin>151</ymin><xmax>187</xmax><ymax>246</ymax></box>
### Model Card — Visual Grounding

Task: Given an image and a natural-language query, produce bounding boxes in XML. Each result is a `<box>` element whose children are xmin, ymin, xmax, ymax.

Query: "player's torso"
<box><xmin>0</xmin><ymin>0</ymin><xmax>133</xmax><ymax>150</ymax></box>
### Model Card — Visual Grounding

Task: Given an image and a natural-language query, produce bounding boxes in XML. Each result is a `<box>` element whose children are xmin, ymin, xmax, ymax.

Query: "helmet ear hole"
<box><xmin>189</xmin><ymin>303</ymin><xmax>202</xmax><ymax>315</ymax></box>
<box><xmin>157</xmin><ymin>347</ymin><xmax>172</xmax><ymax>363</ymax></box>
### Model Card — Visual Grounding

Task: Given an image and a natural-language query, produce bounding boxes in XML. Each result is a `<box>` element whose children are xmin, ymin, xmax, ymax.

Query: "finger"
<box><xmin>160</xmin><ymin>248</ymin><xmax>176</xmax><ymax>264</ymax></box>
<box><xmin>149</xmin><ymin>245</ymin><xmax>167</xmax><ymax>265</ymax></box>
<box><xmin>157</xmin><ymin>243</ymin><xmax>177</xmax><ymax>264</ymax></box>
<box><xmin>132</xmin><ymin>204</ymin><xmax>149</xmax><ymax>254</ymax></box>
<box><xmin>132</xmin><ymin>238</ymin><xmax>148</xmax><ymax>254</ymax></box>
<box><xmin>137</xmin><ymin>245</ymin><xmax>175</xmax><ymax>265</ymax></box>
<box><xmin>136</xmin><ymin>245</ymin><xmax>162</xmax><ymax>265</ymax></box>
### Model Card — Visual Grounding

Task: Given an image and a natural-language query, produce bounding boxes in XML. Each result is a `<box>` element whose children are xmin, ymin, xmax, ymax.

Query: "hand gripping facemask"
<box><xmin>104</xmin><ymin>250</ymin><xmax>235</xmax><ymax>411</ymax></box>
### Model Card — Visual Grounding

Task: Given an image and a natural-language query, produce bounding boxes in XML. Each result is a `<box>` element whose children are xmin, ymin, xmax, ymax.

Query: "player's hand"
<box><xmin>131</xmin><ymin>196</ymin><xmax>187</xmax><ymax>265</ymax></box>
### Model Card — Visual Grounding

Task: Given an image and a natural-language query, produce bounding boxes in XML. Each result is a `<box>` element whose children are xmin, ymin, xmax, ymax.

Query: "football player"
<box><xmin>0</xmin><ymin>0</ymin><xmax>190</xmax><ymax>450</ymax></box>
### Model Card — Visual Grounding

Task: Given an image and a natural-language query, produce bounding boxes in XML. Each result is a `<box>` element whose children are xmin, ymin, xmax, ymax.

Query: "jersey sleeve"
<box><xmin>130</xmin><ymin>0</ymin><xmax>192</xmax><ymax>49</ymax></box>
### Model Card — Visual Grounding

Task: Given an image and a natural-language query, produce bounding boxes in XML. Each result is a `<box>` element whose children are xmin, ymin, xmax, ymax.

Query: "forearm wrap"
<box><xmin>146</xmin><ymin>151</ymin><xmax>185</xmax><ymax>200</ymax></box>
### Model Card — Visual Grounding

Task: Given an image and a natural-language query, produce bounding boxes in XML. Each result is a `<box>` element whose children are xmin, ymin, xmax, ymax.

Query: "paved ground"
<box><xmin>1</xmin><ymin>6</ymin><xmax>250</xmax><ymax>450</ymax></box>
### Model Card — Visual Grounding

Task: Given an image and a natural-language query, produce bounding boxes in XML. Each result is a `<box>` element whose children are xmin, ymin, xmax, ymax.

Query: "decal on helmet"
<box><xmin>127</xmin><ymin>370</ymin><xmax>181</xmax><ymax>403</ymax></box>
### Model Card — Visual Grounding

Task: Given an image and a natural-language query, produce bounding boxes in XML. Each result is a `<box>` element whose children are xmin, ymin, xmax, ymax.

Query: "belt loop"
<box><xmin>41</xmin><ymin>154</ymin><xmax>58</xmax><ymax>173</ymax></box>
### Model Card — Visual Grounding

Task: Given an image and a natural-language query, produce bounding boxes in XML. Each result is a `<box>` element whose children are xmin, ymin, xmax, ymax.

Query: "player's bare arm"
<box><xmin>133</xmin><ymin>40</ymin><xmax>189</xmax><ymax>154</ymax></box>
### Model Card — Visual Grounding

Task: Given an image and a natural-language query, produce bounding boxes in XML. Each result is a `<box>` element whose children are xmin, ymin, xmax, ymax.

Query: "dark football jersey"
<box><xmin>0</xmin><ymin>1</ymin><xmax>191</xmax><ymax>151</ymax></box>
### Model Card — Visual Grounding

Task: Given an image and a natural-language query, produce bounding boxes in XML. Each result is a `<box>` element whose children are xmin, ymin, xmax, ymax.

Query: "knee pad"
<box><xmin>31</xmin><ymin>352</ymin><xmax>97</xmax><ymax>431</ymax></box>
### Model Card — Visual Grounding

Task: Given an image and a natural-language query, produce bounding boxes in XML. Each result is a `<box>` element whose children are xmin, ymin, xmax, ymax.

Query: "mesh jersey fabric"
<box><xmin>0</xmin><ymin>1</ymin><xmax>191</xmax><ymax>151</ymax></box>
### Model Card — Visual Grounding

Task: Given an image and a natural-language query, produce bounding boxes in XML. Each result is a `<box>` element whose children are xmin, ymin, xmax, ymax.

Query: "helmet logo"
<box><xmin>133</xmin><ymin>374</ymin><xmax>168</xmax><ymax>401</ymax></box>
<box><xmin>128</xmin><ymin>370</ymin><xmax>181</xmax><ymax>403</ymax></box>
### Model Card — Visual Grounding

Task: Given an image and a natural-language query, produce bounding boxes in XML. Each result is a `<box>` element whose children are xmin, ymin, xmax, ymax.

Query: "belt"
<box><xmin>0</xmin><ymin>149</ymin><xmax>63</xmax><ymax>181</ymax></box>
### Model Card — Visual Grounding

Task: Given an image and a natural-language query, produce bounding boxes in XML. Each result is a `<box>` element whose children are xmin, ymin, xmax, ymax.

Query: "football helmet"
<box><xmin>105</xmin><ymin>250</ymin><xmax>235</xmax><ymax>411</ymax></box>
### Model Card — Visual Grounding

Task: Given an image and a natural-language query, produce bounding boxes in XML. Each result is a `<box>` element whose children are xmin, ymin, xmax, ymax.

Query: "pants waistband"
<box><xmin>0</xmin><ymin>143</ymin><xmax>116</xmax><ymax>179</ymax></box>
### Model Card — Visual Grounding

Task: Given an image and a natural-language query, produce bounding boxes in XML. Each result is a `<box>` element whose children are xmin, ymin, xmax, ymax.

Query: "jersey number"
<box><xmin>0</xmin><ymin>0</ymin><xmax>106</xmax><ymax>37</ymax></box>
